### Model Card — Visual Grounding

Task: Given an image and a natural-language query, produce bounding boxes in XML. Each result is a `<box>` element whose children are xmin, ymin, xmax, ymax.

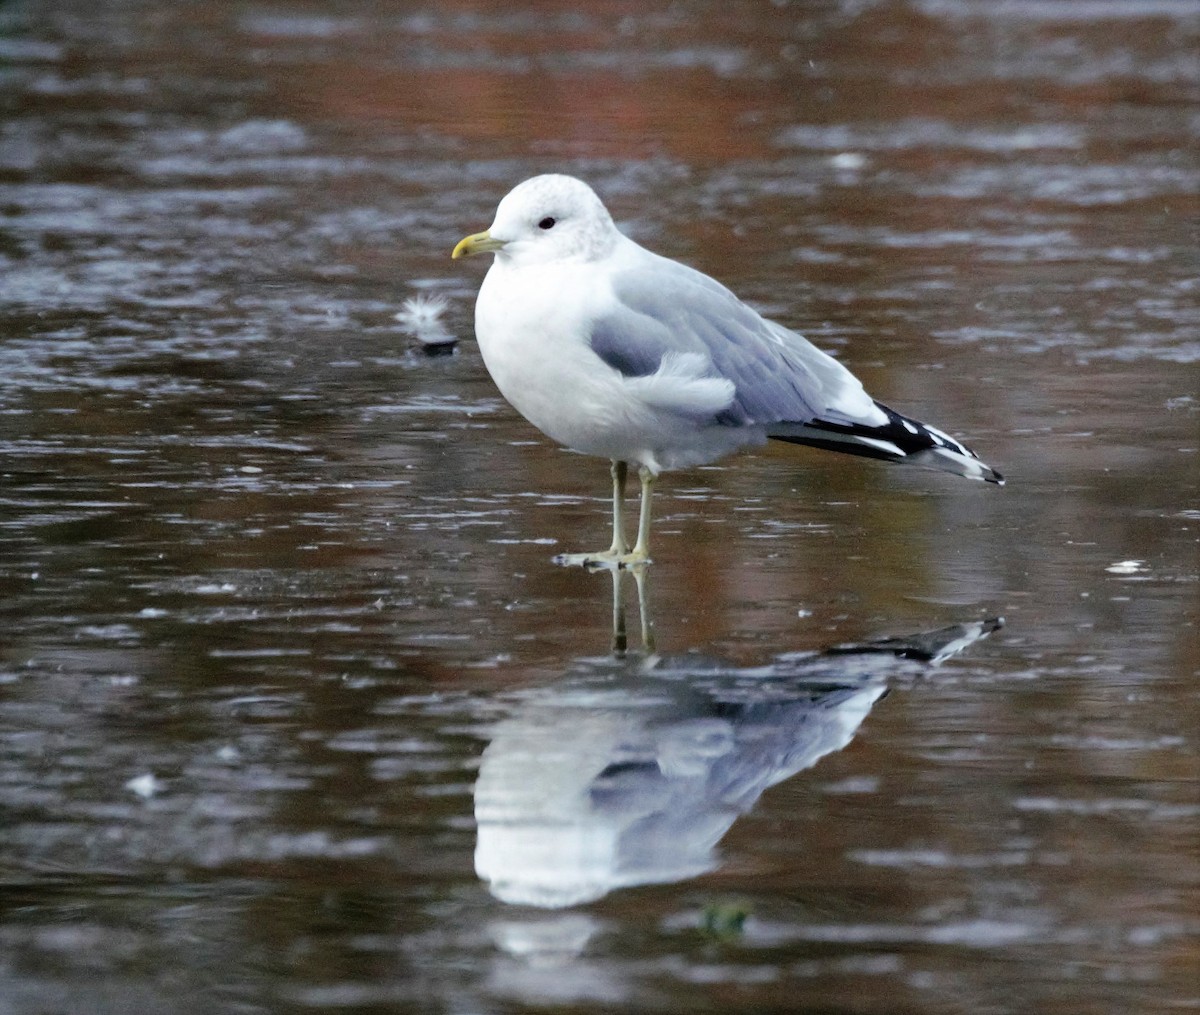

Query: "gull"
<box><xmin>452</xmin><ymin>174</ymin><xmax>1002</xmax><ymax>567</ymax></box>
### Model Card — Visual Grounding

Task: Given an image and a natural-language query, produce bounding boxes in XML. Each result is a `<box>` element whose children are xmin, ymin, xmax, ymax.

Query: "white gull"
<box><xmin>453</xmin><ymin>174</ymin><xmax>1002</xmax><ymax>566</ymax></box>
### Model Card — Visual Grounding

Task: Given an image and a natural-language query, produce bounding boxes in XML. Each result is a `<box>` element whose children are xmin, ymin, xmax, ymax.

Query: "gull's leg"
<box><xmin>606</xmin><ymin>459</ymin><xmax>629</xmax><ymax>556</ymax></box>
<box><xmin>554</xmin><ymin>459</ymin><xmax>631</xmax><ymax>568</ymax></box>
<box><xmin>616</xmin><ymin>466</ymin><xmax>655</xmax><ymax>567</ymax></box>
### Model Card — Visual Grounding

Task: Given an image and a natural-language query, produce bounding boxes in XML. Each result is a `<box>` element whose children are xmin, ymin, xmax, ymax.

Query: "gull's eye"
<box><xmin>538</xmin><ymin>216</ymin><xmax>556</xmax><ymax>230</ymax></box>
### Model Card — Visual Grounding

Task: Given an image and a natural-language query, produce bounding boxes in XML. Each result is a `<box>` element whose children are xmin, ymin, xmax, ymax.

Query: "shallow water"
<box><xmin>1</xmin><ymin>1</ymin><xmax>1197</xmax><ymax>1012</ymax></box>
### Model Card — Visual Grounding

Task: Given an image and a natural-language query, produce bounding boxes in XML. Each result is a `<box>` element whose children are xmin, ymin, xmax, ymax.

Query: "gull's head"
<box><xmin>452</xmin><ymin>174</ymin><xmax>618</xmax><ymax>268</ymax></box>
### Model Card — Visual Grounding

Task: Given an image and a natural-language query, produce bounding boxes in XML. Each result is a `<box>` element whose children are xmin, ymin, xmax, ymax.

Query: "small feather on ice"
<box><xmin>396</xmin><ymin>293</ymin><xmax>456</xmax><ymax>348</ymax></box>
<box><xmin>126</xmin><ymin>773</ymin><xmax>164</xmax><ymax>799</ymax></box>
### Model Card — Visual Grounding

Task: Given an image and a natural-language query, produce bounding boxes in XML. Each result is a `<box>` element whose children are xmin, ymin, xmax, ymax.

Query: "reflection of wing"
<box><xmin>474</xmin><ymin>619</ymin><xmax>999</xmax><ymax>909</ymax></box>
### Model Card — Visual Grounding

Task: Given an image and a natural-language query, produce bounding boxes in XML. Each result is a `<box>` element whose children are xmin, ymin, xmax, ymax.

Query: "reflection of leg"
<box><xmin>630</xmin><ymin>562</ymin><xmax>655</xmax><ymax>654</ymax></box>
<box><xmin>610</xmin><ymin>564</ymin><xmax>628</xmax><ymax>655</ymax></box>
<box><xmin>608</xmin><ymin>564</ymin><xmax>652</xmax><ymax>656</ymax></box>
<box><xmin>555</xmin><ymin>459</ymin><xmax>633</xmax><ymax>568</ymax></box>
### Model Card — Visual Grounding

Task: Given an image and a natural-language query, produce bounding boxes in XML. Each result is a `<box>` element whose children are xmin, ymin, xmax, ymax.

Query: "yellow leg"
<box><xmin>555</xmin><ymin>459</ymin><xmax>634</xmax><ymax>568</ymax></box>
<box><xmin>620</xmin><ymin>465</ymin><xmax>655</xmax><ymax>566</ymax></box>
<box><xmin>607</xmin><ymin>459</ymin><xmax>629</xmax><ymax>556</ymax></box>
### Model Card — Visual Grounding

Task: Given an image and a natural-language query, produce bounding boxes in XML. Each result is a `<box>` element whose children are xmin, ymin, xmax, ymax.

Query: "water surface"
<box><xmin>1</xmin><ymin>1</ymin><xmax>1197</xmax><ymax>1012</ymax></box>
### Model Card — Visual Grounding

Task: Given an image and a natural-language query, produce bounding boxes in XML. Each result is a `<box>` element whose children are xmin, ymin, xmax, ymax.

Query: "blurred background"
<box><xmin>1</xmin><ymin>1</ymin><xmax>1197</xmax><ymax>1012</ymax></box>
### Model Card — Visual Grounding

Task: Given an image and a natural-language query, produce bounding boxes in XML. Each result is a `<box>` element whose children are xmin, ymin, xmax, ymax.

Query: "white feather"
<box><xmin>624</xmin><ymin>352</ymin><xmax>735</xmax><ymax>419</ymax></box>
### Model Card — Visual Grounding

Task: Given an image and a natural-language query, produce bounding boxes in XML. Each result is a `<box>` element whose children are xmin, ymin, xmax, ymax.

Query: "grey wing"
<box><xmin>590</xmin><ymin>251</ymin><xmax>1002</xmax><ymax>484</ymax></box>
<box><xmin>591</xmin><ymin>253</ymin><xmax>879</xmax><ymax>427</ymax></box>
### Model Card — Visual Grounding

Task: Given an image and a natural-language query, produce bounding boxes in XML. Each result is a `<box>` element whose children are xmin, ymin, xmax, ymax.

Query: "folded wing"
<box><xmin>588</xmin><ymin>249</ymin><xmax>1002</xmax><ymax>484</ymax></box>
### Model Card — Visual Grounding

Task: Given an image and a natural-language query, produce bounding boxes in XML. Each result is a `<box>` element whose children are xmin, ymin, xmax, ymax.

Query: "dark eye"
<box><xmin>538</xmin><ymin>217</ymin><xmax>556</xmax><ymax>230</ymax></box>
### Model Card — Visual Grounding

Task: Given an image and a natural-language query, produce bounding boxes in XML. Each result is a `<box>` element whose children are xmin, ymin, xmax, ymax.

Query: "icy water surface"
<box><xmin>1</xmin><ymin>1</ymin><xmax>1197</xmax><ymax>1012</ymax></box>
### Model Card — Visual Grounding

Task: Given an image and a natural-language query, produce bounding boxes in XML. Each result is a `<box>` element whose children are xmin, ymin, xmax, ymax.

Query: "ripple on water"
<box><xmin>775</xmin><ymin>120</ymin><xmax>1087</xmax><ymax>154</ymax></box>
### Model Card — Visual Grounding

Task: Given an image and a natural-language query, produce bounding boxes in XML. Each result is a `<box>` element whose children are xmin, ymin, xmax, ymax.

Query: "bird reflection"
<box><xmin>474</xmin><ymin>567</ymin><xmax>1001</xmax><ymax>909</ymax></box>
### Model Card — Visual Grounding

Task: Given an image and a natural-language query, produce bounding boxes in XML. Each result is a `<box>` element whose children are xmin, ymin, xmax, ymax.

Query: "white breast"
<box><xmin>473</xmin><ymin>258</ymin><xmax>760</xmax><ymax>472</ymax></box>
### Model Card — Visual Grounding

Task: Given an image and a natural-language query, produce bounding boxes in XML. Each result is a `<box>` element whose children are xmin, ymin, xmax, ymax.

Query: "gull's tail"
<box><xmin>768</xmin><ymin>401</ymin><xmax>1004</xmax><ymax>485</ymax></box>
